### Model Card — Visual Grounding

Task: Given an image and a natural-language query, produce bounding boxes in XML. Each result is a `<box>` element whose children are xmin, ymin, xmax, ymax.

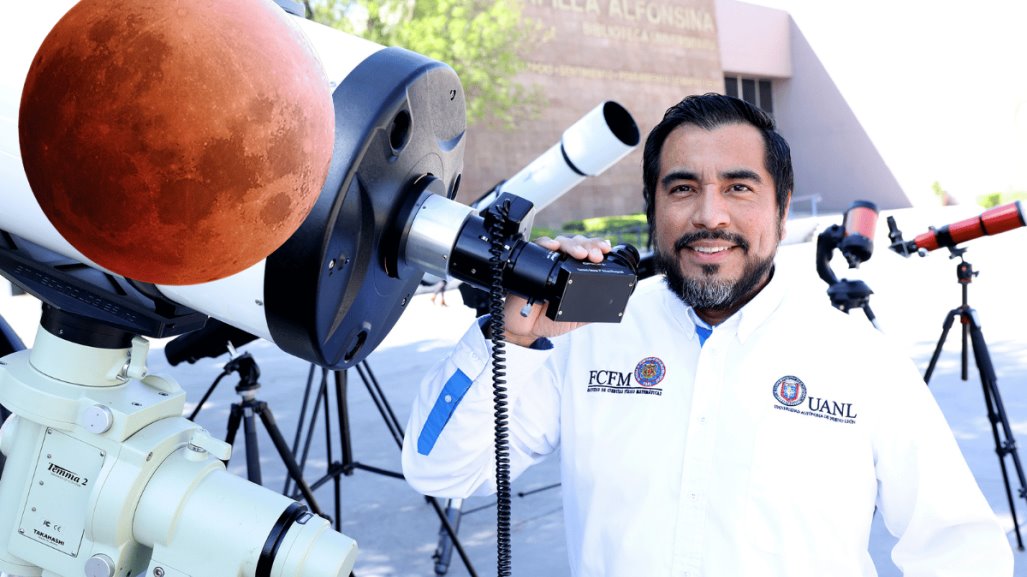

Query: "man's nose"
<box><xmin>691</xmin><ymin>187</ymin><xmax>730</xmax><ymax>229</ymax></box>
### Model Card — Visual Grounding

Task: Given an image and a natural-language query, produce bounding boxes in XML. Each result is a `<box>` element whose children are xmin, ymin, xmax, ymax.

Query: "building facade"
<box><xmin>456</xmin><ymin>0</ymin><xmax>913</xmax><ymax>227</ymax></box>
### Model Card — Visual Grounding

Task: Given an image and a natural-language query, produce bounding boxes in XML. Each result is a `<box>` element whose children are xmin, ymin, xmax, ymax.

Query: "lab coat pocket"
<box><xmin>742</xmin><ymin>407</ymin><xmax>876</xmax><ymax>573</ymax></box>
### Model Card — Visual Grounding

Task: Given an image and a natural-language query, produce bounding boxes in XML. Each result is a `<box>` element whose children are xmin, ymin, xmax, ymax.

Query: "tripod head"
<box><xmin>225</xmin><ymin>352</ymin><xmax>262</xmax><ymax>393</ymax></box>
<box><xmin>956</xmin><ymin>259</ymin><xmax>978</xmax><ymax>284</ymax></box>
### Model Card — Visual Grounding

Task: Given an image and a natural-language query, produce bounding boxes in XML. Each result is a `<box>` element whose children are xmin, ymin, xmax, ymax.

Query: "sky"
<box><xmin>747</xmin><ymin>0</ymin><xmax>1027</xmax><ymax>204</ymax></box>
<box><xmin>6</xmin><ymin>1</ymin><xmax>1025</xmax><ymax>208</ymax></box>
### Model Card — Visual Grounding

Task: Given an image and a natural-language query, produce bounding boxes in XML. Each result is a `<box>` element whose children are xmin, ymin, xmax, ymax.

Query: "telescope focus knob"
<box><xmin>84</xmin><ymin>554</ymin><xmax>116</xmax><ymax>577</ymax></box>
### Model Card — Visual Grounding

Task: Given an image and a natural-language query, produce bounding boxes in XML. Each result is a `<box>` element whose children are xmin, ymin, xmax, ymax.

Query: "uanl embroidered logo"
<box><xmin>772</xmin><ymin>375</ymin><xmax>806</xmax><ymax>406</ymax></box>
<box><xmin>586</xmin><ymin>357</ymin><xmax>665</xmax><ymax>396</ymax></box>
<box><xmin>772</xmin><ymin>375</ymin><xmax>858</xmax><ymax>424</ymax></box>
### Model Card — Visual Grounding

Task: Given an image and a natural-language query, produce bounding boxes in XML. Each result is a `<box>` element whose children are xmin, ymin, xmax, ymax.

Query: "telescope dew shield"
<box><xmin>474</xmin><ymin>101</ymin><xmax>640</xmax><ymax>212</ymax></box>
<box><xmin>913</xmin><ymin>201</ymin><xmax>1027</xmax><ymax>252</ymax></box>
<box><xmin>839</xmin><ymin>200</ymin><xmax>879</xmax><ymax>266</ymax></box>
<box><xmin>135</xmin><ymin>448</ymin><xmax>357</xmax><ymax>577</ymax></box>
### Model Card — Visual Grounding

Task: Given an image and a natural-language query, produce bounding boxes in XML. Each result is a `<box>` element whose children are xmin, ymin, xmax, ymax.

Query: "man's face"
<box><xmin>652</xmin><ymin>122</ymin><xmax>788</xmax><ymax>317</ymax></box>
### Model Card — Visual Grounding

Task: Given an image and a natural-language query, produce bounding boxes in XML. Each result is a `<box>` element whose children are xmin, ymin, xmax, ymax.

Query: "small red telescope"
<box><xmin>888</xmin><ymin>201</ymin><xmax>1026</xmax><ymax>257</ymax></box>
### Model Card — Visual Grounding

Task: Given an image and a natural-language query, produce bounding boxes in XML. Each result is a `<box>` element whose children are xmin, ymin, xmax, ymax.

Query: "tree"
<box><xmin>304</xmin><ymin>0</ymin><xmax>542</xmax><ymax>127</ymax></box>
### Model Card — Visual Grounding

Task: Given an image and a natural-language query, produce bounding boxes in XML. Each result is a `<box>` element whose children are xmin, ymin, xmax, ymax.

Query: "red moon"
<box><xmin>19</xmin><ymin>0</ymin><xmax>335</xmax><ymax>285</ymax></box>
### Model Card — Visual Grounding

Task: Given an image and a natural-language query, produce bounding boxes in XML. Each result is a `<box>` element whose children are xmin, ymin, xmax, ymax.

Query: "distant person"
<box><xmin>402</xmin><ymin>93</ymin><xmax>1013</xmax><ymax>576</ymax></box>
<box><xmin>430</xmin><ymin>278</ymin><xmax>449</xmax><ymax>307</ymax></box>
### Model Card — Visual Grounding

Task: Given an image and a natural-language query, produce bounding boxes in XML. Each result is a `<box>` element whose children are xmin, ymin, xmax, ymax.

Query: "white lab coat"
<box><xmin>402</xmin><ymin>272</ymin><xmax>1012</xmax><ymax>576</ymax></box>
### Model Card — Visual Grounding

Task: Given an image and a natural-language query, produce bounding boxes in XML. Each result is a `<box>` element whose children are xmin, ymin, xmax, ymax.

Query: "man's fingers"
<box><xmin>535</xmin><ymin>235</ymin><xmax>611</xmax><ymax>262</ymax></box>
<box><xmin>535</xmin><ymin>236</ymin><xmax>560</xmax><ymax>251</ymax></box>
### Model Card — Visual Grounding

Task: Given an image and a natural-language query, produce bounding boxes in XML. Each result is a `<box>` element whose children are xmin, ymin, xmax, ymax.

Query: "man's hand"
<box><xmin>501</xmin><ymin>235</ymin><xmax>612</xmax><ymax>347</ymax></box>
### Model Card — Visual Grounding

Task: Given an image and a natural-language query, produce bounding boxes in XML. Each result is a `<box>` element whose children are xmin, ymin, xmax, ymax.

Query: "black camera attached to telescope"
<box><xmin>449</xmin><ymin>192</ymin><xmax>638</xmax><ymax>323</ymax></box>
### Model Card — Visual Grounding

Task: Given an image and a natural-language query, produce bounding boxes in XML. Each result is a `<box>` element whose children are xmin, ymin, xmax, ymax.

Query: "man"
<box><xmin>402</xmin><ymin>93</ymin><xmax>1012</xmax><ymax>576</ymax></box>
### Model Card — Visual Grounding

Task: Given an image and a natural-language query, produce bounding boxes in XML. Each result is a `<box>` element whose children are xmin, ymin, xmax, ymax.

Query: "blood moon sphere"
<box><xmin>19</xmin><ymin>0</ymin><xmax>335</xmax><ymax>285</ymax></box>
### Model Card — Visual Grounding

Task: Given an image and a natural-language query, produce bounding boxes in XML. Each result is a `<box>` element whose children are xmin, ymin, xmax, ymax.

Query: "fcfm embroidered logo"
<box><xmin>634</xmin><ymin>357</ymin><xmax>666</xmax><ymax>387</ymax></box>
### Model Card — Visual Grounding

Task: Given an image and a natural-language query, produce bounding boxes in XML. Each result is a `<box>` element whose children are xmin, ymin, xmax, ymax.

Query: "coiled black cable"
<box><xmin>487</xmin><ymin>200</ymin><xmax>513</xmax><ymax>576</ymax></box>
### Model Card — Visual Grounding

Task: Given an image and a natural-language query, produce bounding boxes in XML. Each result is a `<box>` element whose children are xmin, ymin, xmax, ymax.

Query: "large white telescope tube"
<box><xmin>0</xmin><ymin>0</ymin><xmax>382</xmax><ymax>341</ymax></box>
<box><xmin>0</xmin><ymin>0</ymin><xmax>467</xmax><ymax>369</ymax></box>
<box><xmin>472</xmin><ymin>101</ymin><xmax>639</xmax><ymax>212</ymax></box>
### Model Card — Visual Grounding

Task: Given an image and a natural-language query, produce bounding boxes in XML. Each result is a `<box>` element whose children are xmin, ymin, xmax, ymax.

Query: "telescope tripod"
<box><xmin>286</xmin><ymin>361</ymin><xmax>480</xmax><ymax>577</ymax></box>
<box><xmin>189</xmin><ymin>352</ymin><xmax>326</xmax><ymax>518</ymax></box>
<box><xmin>922</xmin><ymin>252</ymin><xmax>1027</xmax><ymax>550</ymax></box>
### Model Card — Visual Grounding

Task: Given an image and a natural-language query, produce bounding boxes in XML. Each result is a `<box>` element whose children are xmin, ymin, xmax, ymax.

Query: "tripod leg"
<box><xmin>335</xmin><ymin>370</ymin><xmax>354</xmax><ymax>471</ymax></box>
<box><xmin>242</xmin><ymin>404</ymin><xmax>263</xmax><ymax>486</ymax></box>
<box><xmin>325</xmin><ymin>374</ymin><xmax>341</xmax><ymax>529</ymax></box>
<box><xmin>861</xmin><ymin>304</ymin><xmax>881</xmax><ymax>331</ymax></box>
<box><xmin>285</xmin><ymin>363</ymin><xmax>319</xmax><ymax>497</ymax></box>
<box><xmin>356</xmin><ymin>361</ymin><xmax>405</xmax><ymax>447</ymax></box>
<box><xmin>967</xmin><ymin>313</ymin><xmax>1027</xmax><ymax>549</ymax></box>
<box><xmin>254</xmin><ymin>401</ymin><xmax>325</xmax><ymax>518</ymax></box>
<box><xmin>189</xmin><ymin>372</ymin><xmax>227</xmax><ymax>421</ymax></box>
<box><xmin>433</xmin><ymin>498</ymin><xmax>464</xmax><ymax>575</ymax></box>
<box><xmin>224</xmin><ymin>402</ymin><xmax>243</xmax><ymax>464</ymax></box>
<box><xmin>923</xmin><ymin>309</ymin><xmax>959</xmax><ymax>384</ymax></box>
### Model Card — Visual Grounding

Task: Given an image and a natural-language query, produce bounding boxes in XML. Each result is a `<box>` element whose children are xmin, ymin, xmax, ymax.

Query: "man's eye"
<box><xmin>730</xmin><ymin>184</ymin><xmax>753</xmax><ymax>193</ymax></box>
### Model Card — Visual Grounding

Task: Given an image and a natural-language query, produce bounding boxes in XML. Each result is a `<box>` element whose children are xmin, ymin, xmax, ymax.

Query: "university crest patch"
<box><xmin>772</xmin><ymin>375</ymin><xmax>806</xmax><ymax>407</ymax></box>
<box><xmin>634</xmin><ymin>357</ymin><xmax>666</xmax><ymax>388</ymax></box>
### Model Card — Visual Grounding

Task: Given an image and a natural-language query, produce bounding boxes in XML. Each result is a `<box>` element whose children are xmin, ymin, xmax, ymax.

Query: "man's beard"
<box><xmin>654</xmin><ymin>229</ymin><xmax>776</xmax><ymax>311</ymax></box>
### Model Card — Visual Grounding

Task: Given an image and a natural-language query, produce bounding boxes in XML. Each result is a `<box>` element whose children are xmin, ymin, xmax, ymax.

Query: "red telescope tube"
<box><xmin>913</xmin><ymin>201</ymin><xmax>1026</xmax><ymax>252</ymax></box>
<box><xmin>843</xmin><ymin>200</ymin><xmax>879</xmax><ymax>240</ymax></box>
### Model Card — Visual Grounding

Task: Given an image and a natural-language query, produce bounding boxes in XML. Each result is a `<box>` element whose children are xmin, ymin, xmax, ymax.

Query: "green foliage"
<box><xmin>304</xmin><ymin>0</ymin><xmax>543</xmax><ymax>127</ymax></box>
<box><xmin>531</xmin><ymin>213</ymin><xmax>650</xmax><ymax>249</ymax></box>
<box><xmin>977</xmin><ymin>192</ymin><xmax>1003</xmax><ymax>208</ymax></box>
<box><xmin>977</xmin><ymin>191</ymin><xmax>1027</xmax><ymax>208</ymax></box>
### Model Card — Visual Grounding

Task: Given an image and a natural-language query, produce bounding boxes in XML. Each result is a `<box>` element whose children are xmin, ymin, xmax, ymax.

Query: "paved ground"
<box><xmin>2</xmin><ymin>204</ymin><xmax>1027</xmax><ymax>576</ymax></box>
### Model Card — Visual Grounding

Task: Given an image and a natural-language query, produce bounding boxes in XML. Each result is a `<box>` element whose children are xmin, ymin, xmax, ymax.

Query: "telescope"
<box><xmin>815</xmin><ymin>200</ymin><xmax>880</xmax><ymax>325</ymax></box>
<box><xmin>0</xmin><ymin>1</ymin><xmax>640</xmax><ymax>575</ymax></box>
<box><xmin>887</xmin><ymin>201</ymin><xmax>1026</xmax><ymax>257</ymax></box>
<box><xmin>816</xmin><ymin>200</ymin><xmax>879</xmax><ymax>278</ymax></box>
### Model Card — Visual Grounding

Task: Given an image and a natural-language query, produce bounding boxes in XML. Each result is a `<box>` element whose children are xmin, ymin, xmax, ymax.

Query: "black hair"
<box><xmin>641</xmin><ymin>93</ymin><xmax>793</xmax><ymax>238</ymax></box>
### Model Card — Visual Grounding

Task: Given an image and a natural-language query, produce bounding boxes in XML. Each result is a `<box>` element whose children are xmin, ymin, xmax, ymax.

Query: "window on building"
<box><xmin>724</xmin><ymin>76</ymin><xmax>773</xmax><ymax>114</ymax></box>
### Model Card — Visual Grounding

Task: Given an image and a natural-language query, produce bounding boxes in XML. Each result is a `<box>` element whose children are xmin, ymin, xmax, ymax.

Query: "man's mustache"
<box><xmin>673</xmin><ymin>230</ymin><xmax>750</xmax><ymax>253</ymax></box>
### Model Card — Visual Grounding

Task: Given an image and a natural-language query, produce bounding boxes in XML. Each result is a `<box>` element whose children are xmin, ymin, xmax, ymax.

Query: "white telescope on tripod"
<box><xmin>0</xmin><ymin>1</ymin><xmax>641</xmax><ymax>575</ymax></box>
